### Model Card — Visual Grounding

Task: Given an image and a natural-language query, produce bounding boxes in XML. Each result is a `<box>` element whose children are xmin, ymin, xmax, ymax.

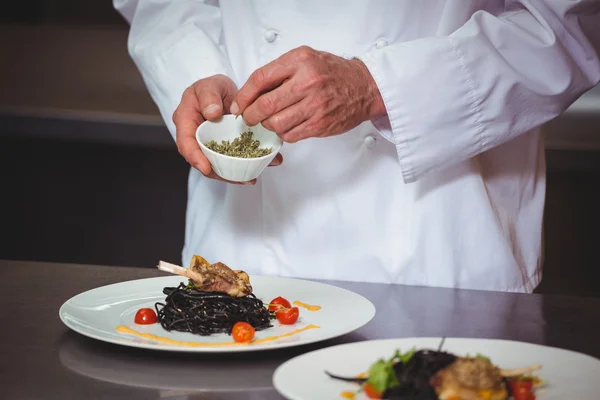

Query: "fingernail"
<box><xmin>203</xmin><ymin>104</ymin><xmax>220</xmax><ymax>115</ymax></box>
<box><xmin>230</xmin><ymin>101</ymin><xmax>239</xmax><ymax>115</ymax></box>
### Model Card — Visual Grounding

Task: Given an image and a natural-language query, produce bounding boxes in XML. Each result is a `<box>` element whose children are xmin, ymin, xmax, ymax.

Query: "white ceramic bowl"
<box><xmin>196</xmin><ymin>115</ymin><xmax>283</xmax><ymax>182</ymax></box>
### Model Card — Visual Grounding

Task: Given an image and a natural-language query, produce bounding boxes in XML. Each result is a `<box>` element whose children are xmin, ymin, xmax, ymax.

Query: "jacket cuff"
<box><xmin>358</xmin><ymin>37</ymin><xmax>485</xmax><ymax>183</ymax></box>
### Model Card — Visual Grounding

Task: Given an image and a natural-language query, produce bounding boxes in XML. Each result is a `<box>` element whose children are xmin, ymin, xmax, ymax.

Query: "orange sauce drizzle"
<box><xmin>338</xmin><ymin>372</ymin><xmax>367</xmax><ymax>399</ymax></box>
<box><xmin>116</xmin><ymin>324</ymin><xmax>320</xmax><ymax>347</ymax></box>
<box><xmin>293</xmin><ymin>300</ymin><xmax>322</xmax><ymax>311</ymax></box>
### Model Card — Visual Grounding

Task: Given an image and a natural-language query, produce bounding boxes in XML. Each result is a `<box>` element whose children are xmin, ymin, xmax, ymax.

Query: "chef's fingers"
<box><xmin>207</xmin><ymin>171</ymin><xmax>257</xmax><ymax>185</ymax></box>
<box><xmin>241</xmin><ymin>80</ymin><xmax>303</xmax><ymax>126</ymax></box>
<box><xmin>268</xmin><ymin>153</ymin><xmax>284</xmax><ymax>167</ymax></box>
<box><xmin>221</xmin><ymin>83</ymin><xmax>238</xmax><ymax>114</ymax></box>
<box><xmin>232</xmin><ymin>63</ymin><xmax>294</xmax><ymax>116</ymax></box>
<box><xmin>262</xmin><ymin>98</ymin><xmax>311</xmax><ymax>136</ymax></box>
<box><xmin>234</xmin><ymin>46</ymin><xmax>320</xmax><ymax>118</ymax></box>
<box><xmin>173</xmin><ymin>88</ymin><xmax>212</xmax><ymax>175</ymax></box>
<box><xmin>277</xmin><ymin>117</ymin><xmax>315</xmax><ymax>144</ymax></box>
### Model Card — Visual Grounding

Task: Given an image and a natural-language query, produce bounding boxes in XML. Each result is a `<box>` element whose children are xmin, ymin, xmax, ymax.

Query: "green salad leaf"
<box><xmin>366</xmin><ymin>348</ymin><xmax>416</xmax><ymax>393</ymax></box>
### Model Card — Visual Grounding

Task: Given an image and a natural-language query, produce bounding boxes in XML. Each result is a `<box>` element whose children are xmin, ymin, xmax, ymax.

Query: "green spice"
<box><xmin>185</xmin><ymin>279</ymin><xmax>196</xmax><ymax>290</ymax></box>
<box><xmin>205</xmin><ymin>131</ymin><xmax>272</xmax><ymax>158</ymax></box>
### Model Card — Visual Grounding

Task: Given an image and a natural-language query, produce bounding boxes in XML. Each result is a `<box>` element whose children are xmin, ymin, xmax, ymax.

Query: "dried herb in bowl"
<box><xmin>205</xmin><ymin>131</ymin><xmax>272</xmax><ymax>158</ymax></box>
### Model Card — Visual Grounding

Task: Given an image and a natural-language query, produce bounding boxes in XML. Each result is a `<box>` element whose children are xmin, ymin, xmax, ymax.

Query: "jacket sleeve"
<box><xmin>114</xmin><ymin>0</ymin><xmax>234</xmax><ymax>139</ymax></box>
<box><xmin>358</xmin><ymin>0</ymin><xmax>600</xmax><ymax>183</ymax></box>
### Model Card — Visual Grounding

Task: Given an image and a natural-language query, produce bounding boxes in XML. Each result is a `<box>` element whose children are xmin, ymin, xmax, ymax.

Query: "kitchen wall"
<box><xmin>1</xmin><ymin>1</ymin><xmax>124</xmax><ymax>25</ymax></box>
<box><xmin>1</xmin><ymin>2</ymin><xmax>599</xmax><ymax>297</ymax></box>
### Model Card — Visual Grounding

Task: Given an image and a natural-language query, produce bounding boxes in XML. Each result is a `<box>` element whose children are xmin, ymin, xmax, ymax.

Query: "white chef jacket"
<box><xmin>114</xmin><ymin>0</ymin><xmax>600</xmax><ymax>293</ymax></box>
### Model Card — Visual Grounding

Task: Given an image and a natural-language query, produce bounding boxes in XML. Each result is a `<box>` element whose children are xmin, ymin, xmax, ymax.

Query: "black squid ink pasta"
<box><xmin>155</xmin><ymin>282</ymin><xmax>273</xmax><ymax>336</ymax></box>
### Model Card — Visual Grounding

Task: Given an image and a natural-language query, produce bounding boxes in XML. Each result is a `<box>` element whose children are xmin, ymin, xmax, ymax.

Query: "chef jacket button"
<box><xmin>375</xmin><ymin>39</ymin><xmax>389</xmax><ymax>49</ymax></box>
<box><xmin>364</xmin><ymin>134</ymin><xmax>376</xmax><ymax>149</ymax></box>
<box><xmin>264</xmin><ymin>30</ymin><xmax>278</xmax><ymax>43</ymax></box>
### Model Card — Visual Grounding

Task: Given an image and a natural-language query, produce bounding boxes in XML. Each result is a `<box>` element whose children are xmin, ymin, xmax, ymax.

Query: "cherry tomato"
<box><xmin>363</xmin><ymin>383</ymin><xmax>382</xmax><ymax>399</ymax></box>
<box><xmin>134</xmin><ymin>308</ymin><xmax>157</xmax><ymax>325</ymax></box>
<box><xmin>232</xmin><ymin>321</ymin><xmax>255</xmax><ymax>343</ymax></box>
<box><xmin>268</xmin><ymin>296</ymin><xmax>292</xmax><ymax>312</ymax></box>
<box><xmin>276</xmin><ymin>306</ymin><xmax>299</xmax><ymax>325</ymax></box>
<box><xmin>508</xmin><ymin>378</ymin><xmax>536</xmax><ymax>400</ymax></box>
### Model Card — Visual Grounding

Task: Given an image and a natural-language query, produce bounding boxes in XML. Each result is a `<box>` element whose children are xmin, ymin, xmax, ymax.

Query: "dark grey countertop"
<box><xmin>2</xmin><ymin>259</ymin><xmax>600</xmax><ymax>400</ymax></box>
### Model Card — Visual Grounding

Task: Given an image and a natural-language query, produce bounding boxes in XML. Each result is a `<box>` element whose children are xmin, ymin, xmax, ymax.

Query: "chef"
<box><xmin>114</xmin><ymin>1</ymin><xmax>599</xmax><ymax>292</ymax></box>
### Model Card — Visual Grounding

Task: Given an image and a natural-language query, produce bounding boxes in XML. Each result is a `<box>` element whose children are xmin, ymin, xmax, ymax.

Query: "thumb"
<box><xmin>195</xmin><ymin>87</ymin><xmax>225</xmax><ymax>121</ymax></box>
<box><xmin>197</xmin><ymin>75</ymin><xmax>238</xmax><ymax>119</ymax></box>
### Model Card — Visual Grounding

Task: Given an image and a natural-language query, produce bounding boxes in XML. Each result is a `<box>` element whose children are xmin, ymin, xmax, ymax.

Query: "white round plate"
<box><xmin>59</xmin><ymin>275</ymin><xmax>375</xmax><ymax>353</ymax></box>
<box><xmin>273</xmin><ymin>337</ymin><xmax>600</xmax><ymax>399</ymax></box>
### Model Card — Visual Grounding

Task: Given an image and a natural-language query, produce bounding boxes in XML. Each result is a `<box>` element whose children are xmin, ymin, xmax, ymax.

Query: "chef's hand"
<box><xmin>230</xmin><ymin>46</ymin><xmax>386</xmax><ymax>143</ymax></box>
<box><xmin>172</xmin><ymin>74</ymin><xmax>283</xmax><ymax>185</ymax></box>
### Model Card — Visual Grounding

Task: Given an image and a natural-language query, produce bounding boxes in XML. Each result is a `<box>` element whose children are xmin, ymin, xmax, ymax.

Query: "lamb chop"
<box><xmin>157</xmin><ymin>255</ymin><xmax>253</xmax><ymax>297</ymax></box>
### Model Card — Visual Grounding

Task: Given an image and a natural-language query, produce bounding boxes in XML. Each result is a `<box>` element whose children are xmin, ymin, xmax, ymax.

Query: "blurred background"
<box><xmin>1</xmin><ymin>1</ymin><xmax>599</xmax><ymax>297</ymax></box>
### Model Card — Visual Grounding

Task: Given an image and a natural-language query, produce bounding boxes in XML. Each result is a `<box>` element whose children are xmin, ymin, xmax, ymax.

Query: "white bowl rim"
<box><xmin>198</xmin><ymin>140</ymin><xmax>280</xmax><ymax>161</ymax></box>
<box><xmin>196</xmin><ymin>125</ymin><xmax>282</xmax><ymax>161</ymax></box>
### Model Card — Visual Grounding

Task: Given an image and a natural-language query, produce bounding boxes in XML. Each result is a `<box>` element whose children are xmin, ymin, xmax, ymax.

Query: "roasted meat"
<box><xmin>431</xmin><ymin>357</ymin><xmax>508</xmax><ymax>400</ymax></box>
<box><xmin>157</xmin><ymin>255</ymin><xmax>253</xmax><ymax>297</ymax></box>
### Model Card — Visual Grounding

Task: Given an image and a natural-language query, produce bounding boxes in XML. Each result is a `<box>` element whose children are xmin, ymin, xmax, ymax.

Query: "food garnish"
<box><xmin>269</xmin><ymin>296</ymin><xmax>292</xmax><ymax>312</ymax></box>
<box><xmin>232</xmin><ymin>321</ymin><xmax>255</xmax><ymax>343</ymax></box>
<box><xmin>293</xmin><ymin>300</ymin><xmax>322</xmax><ymax>311</ymax></box>
<box><xmin>134</xmin><ymin>308</ymin><xmax>157</xmax><ymax>325</ymax></box>
<box><xmin>276</xmin><ymin>306</ymin><xmax>300</xmax><ymax>325</ymax></box>
<box><xmin>268</xmin><ymin>296</ymin><xmax>300</xmax><ymax>325</ymax></box>
<box><xmin>115</xmin><ymin>324</ymin><xmax>320</xmax><ymax>347</ymax></box>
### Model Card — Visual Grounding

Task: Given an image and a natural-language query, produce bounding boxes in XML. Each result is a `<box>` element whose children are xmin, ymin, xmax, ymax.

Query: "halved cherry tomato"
<box><xmin>268</xmin><ymin>296</ymin><xmax>292</xmax><ymax>312</ymax></box>
<box><xmin>231</xmin><ymin>321</ymin><xmax>255</xmax><ymax>343</ymax></box>
<box><xmin>275</xmin><ymin>306</ymin><xmax>299</xmax><ymax>325</ymax></box>
<box><xmin>363</xmin><ymin>383</ymin><xmax>382</xmax><ymax>399</ymax></box>
<box><xmin>134</xmin><ymin>308</ymin><xmax>157</xmax><ymax>324</ymax></box>
<box><xmin>508</xmin><ymin>378</ymin><xmax>536</xmax><ymax>400</ymax></box>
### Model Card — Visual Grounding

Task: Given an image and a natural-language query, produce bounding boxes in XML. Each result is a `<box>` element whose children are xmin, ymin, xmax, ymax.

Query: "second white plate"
<box><xmin>273</xmin><ymin>337</ymin><xmax>600</xmax><ymax>399</ymax></box>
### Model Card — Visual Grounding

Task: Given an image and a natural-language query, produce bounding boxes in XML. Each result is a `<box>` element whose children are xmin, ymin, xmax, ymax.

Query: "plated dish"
<box><xmin>121</xmin><ymin>256</ymin><xmax>318</xmax><ymax>345</ymax></box>
<box><xmin>59</xmin><ymin>255</ymin><xmax>375</xmax><ymax>352</ymax></box>
<box><xmin>325</xmin><ymin>343</ymin><xmax>541</xmax><ymax>399</ymax></box>
<box><xmin>273</xmin><ymin>337</ymin><xmax>600</xmax><ymax>399</ymax></box>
